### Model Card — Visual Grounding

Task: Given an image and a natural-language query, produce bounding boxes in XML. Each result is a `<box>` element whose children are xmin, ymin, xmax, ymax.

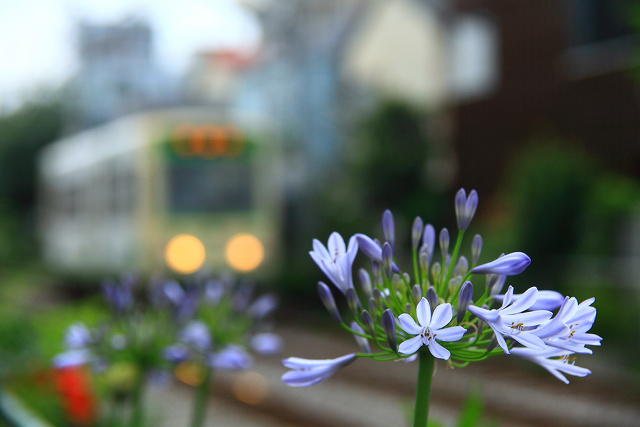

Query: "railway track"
<box><xmin>154</xmin><ymin>325</ymin><xmax>640</xmax><ymax>426</ymax></box>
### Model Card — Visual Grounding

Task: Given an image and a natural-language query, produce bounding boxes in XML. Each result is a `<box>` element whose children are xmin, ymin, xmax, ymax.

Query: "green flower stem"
<box><xmin>130</xmin><ymin>370</ymin><xmax>146</xmax><ymax>427</ymax></box>
<box><xmin>413</xmin><ymin>351</ymin><xmax>435</xmax><ymax>427</ymax></box>
<box><xmin>190</xmin><ymin>366</ymin><xmax>213</xmax><ymax>427</ymax></box>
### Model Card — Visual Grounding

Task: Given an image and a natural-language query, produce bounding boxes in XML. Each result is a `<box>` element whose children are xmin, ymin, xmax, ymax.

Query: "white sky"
<box><xmin>0</xmin><ymin>0</ymin><xmax>261</xmax><ymax>109</ymax></box>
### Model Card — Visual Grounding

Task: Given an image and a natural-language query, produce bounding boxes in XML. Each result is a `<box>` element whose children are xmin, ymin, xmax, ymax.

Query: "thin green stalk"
<box><xmin>190</xmin><ymin>366</ymin><xmax>213</xmax><ymax>427</ymax></box>
<box><xmin>129</xmin><ymin>370</ymin><xmax>146</xmax><ymax>427</ymax></box>
<box><xmin>413</xmin><ymin>351</ymin><xmax>435</xmax><ymax>427</ymax></box>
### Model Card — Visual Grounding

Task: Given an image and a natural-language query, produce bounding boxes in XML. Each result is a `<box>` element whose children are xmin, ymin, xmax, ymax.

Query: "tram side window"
<box><xmin>169</xmin><ymin>162</ymin><xmax>252</xmax><ymax>212</ymax></box>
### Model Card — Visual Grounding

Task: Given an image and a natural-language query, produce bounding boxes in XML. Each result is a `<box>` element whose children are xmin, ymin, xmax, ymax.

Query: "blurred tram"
<box><xmin>37</xmin><ymin>108</ymin><xmax>283</xmax><ymax>277</ymax></box>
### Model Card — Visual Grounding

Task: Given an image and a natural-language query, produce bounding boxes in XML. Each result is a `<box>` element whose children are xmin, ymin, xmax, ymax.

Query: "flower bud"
<box><xmin>346</xmin><ymin>288</ymin><xmax>361</xmax><ymax>315</ymax></box>
<box><xmin>361</xmin><ymin>310</ymin><xmax>375</xmax><ymax>334</ymax></box>
<box><xmin>368</xmin><ymin>297</ymin><xmax>377</xmax><ymax>315</ymax></box>
<box><xmin>351</xmin><ymin>322</ymin><xmax>371</xmax><ymax>354</ymax></box>
<box><xmin>455</xmin><ymin>256</ymin><xmax>469</xmax><ymax>277</ymax></box>
<box><xmin>382</xmin><ymin>209</ymin><xmax>395</xmax><ymax>252</ymax></box>
<box><xmin>419</xmin><ymin>249</ymin><xmax>430</xmax><ymax>275</ymax></box>
<box><xmin>382</xmin><ymin>309</ymin><xmax>397</xmax><ymax>353</ymax></box>
<box><xmin>423</xmin><ymin>224</ymin><xmax>436</xmax><ymax>256</ymax></box>
<box><xmin>411</xmin><ymin>217</ymin><xmax>424</xmax><ymax>250</ymax></box>
<box><xmin>371</xmin><ymin>261</ymin><xmax>383</xmax><ymax>286</ymax></box>
<box><xmin>455</xmin><ymin>188</ymin><xmax>479</xmax><ymax>231</ymax></box>
<box><xmin>382</xmin><ymin>242</ymin><xmax>393</xmax><ymax>279</ymax></box>
<box><xmin>471</xmin><ymin>252</ymin><xmax>531</xmax><ymax>276</ymax></box>
<box><xmin>412</xmin><ymin>284</ymin><xmax>422</xmax><ymax>302</ymax></box>
<box><xmin>373</xmin><ymin>288</ymin><xmax>385</xmax><ymax>310</ymax></box>
<box><xmin>318</xmin><ymin>282</ymin><xmax>342</xmax><ymax>322</ymax></box>
<box><xmin>471</xmin><ymin>234</ymin><xmax>483</xmax><ymax>265</ymax></box>
<box><xmin>358</xmin><ymin>268</ymin><xmax>372</xmax><ymax>298</ymax></box>
<box><xmin>426</xmin><ymin>286</ymin><xmax>438</xmax><ymax>312</ymax></box>
<box><xmin>488</xmin><ymin>274</ymin><xmax>507</xmax><ymax>296</ymax></box>
<box><xmin>431</xmin><ymin>262</ymin><xmax>442</xmax><ymax>284</ymax></box>
<box><xmin>457</xmin><ymin>281</ymin><xmax>474</xmax><ymax>323</ymax></box>
<box><xmin>439</xmin><ymin>228</ymin><xmax>450</xmax><ymax>257</ymax></box>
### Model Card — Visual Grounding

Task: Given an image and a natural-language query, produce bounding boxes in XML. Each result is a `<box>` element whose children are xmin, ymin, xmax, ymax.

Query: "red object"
<box><xmin>54</xmin><ymin>367</ymin><xmax>98</xmax><ymax>426</ymax></box>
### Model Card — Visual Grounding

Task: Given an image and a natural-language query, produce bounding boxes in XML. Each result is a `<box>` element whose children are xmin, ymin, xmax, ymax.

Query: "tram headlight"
<box><xmin>165</xmin><ymin>234</ymin><xmax>206</xmax><ymax>274</ymax></box>
<box><xmin>225</xmin><ymin>233</ymin><xmax>264</xmax><ymax>272</ymax></box>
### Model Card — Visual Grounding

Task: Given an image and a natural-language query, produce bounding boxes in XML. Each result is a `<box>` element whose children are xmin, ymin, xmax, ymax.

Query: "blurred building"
<box><xmin>449</xmin><ymin>0</ymin><xmax>640</xmax><ymax>197</ymax></box>
<box><xmin>62</xmin><ymin>19</ymin><xmax>182</xmax><ymax>131</ymax></box>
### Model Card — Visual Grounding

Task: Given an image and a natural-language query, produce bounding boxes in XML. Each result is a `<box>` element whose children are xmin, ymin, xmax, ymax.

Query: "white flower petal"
<box><xmin>398</xmin><ymin>335</ymin><xmax>424</xmax><ymax>355</ymax></box>
<box><xmin>430</xmin><ymin>303</ymin><xmax>453</xmax><ymax>330</ymax></box>
<box><xmin>398</xmin><ymin>313</ymin><xmax>422</xmax><ymax>335</ymax></box>
<box><xmin>428</xmin><ymin>340</ymin><xmax>451</xmax><ymax>360</ymax></box>
<box><xmin>416</xmin><ymin>298</ymin><xmax>431</xmax><ymax>327</ymax></box>
<box><xmin>435</xmin><ymin>326</ymin><xmax>466</xmax><ymax>342</ymax></box>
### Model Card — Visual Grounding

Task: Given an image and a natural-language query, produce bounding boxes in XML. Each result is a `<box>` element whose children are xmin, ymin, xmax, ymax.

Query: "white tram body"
<box><xmin>37</xmin><ymin>108</ymin><xmax>283</xmax><ymax>277</ymax></box>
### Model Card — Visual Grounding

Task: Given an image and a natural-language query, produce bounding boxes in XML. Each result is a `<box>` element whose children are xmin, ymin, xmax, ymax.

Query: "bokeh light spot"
<box><xmin>225</xmin><ymin>233</ymin><xmax>264</xmax><ymax>272</ymax></box>
<box><xmin>165</xmin><ymin>234</ymin><xmax>206</xmax><ymax>274</ymax></box>
<box><xmin>232</xmin><ymin>371</ymin><xmax>269</xmax><ymax>405</ymax></box>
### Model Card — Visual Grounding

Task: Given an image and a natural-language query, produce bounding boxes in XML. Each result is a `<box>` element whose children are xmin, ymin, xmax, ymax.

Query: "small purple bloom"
<box><xmin>180</xmin><ymin>320</ymin><xmax>212</xmax><ymax>351</ymax></box>
<box><xmin>282</xmin><ymin>353</ymin><xmax>357</xmax><ymax>387</ymax></box>
<box><xmin>310</xmin><ymin>232</ymin><xmax>358</xmax><ymax>294</ymax></box>
<box><xmin>471</xmin><ymin>252</ymin><xmax>531</xmax><ymax>276</ymax></box>
<box><xmin>64</xmin><ymin>323</ymin><xmax>92</xmax><ymax>349</ymax></box>
<box><xmin>210</xmin><ymin>345</ymin><xmax>253</xmax><ymax>370</ymax></box>
<box><xmin>247</xmin><ymin>294</ymin><xmax>279</xmax><ymax>319</ymax></box>
<box><xmin>455</xmin><ymin>188</ymin><xmax>479</xmax><ymax>231</ymax></box>
<box><xmin>163</xmin><ymin>343</ymin><xmax>190</xmax><ymax>364</ymax></box>
<box><xmin>251</xmin><ymin>333</ymin><xmax>283</xmax><ymax>356</ymax></box>
<box><xmin>52</xmin><ymin>349</ymin><xmax>92</xmax><ymax>369</ymax></box>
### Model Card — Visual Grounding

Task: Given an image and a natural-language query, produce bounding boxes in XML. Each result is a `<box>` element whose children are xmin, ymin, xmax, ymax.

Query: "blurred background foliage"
<box><xmin>0</xmin><ymin>101</ymin><xmax>63</xmax><ymax>265</ymax></box>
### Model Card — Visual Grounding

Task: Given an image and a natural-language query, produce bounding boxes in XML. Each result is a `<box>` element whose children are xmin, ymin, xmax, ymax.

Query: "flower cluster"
<box><xmin>282</xmin><ymin>189</ymin><xmax>601</xmax><ymax>386</ymax></box>
<box><xmin>54</xmin><ymin>273</ymin><xmax>281</xmax><ymax>418</ymax></box>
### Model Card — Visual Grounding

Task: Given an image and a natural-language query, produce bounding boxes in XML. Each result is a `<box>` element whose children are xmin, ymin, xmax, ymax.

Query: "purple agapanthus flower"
<box><xmin>532</xmin><ymin>296</ymin><xmax>602</xmax><ymax>354</ymax></box>
<box><xmin>398</xmin><ymin>300</ymin><xmax>467</xmax><ymax>360</ymax></box>
<box><xmin>510</xmin><ymin>347</ymin><xmax>591</xmax><ymax>384</ymax></box>
<box><xmin>468</xmin><ymin>286</ymin><xmax>551</xmax><ymax>354</ymax></box>
<box><xmin>209</xmin><ymin>345</ymin><xmax>253</xmax><ymax>370</ymax></box>
<box><xmin>310</xmin><ymin>232</ymin><xmax>358</xmax><ymax>295</ymax></box>
<box><xmin>282</xmin><ymin>353</ymin><xmax>357</xmax><ymax>387</ymax></box>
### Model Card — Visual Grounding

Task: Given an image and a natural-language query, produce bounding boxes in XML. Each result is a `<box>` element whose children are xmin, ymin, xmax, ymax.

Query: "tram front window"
<box><xmin>169</xmin><ymin>162</ymin><xmax>252</xmax><ymax>212</ymax></box>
